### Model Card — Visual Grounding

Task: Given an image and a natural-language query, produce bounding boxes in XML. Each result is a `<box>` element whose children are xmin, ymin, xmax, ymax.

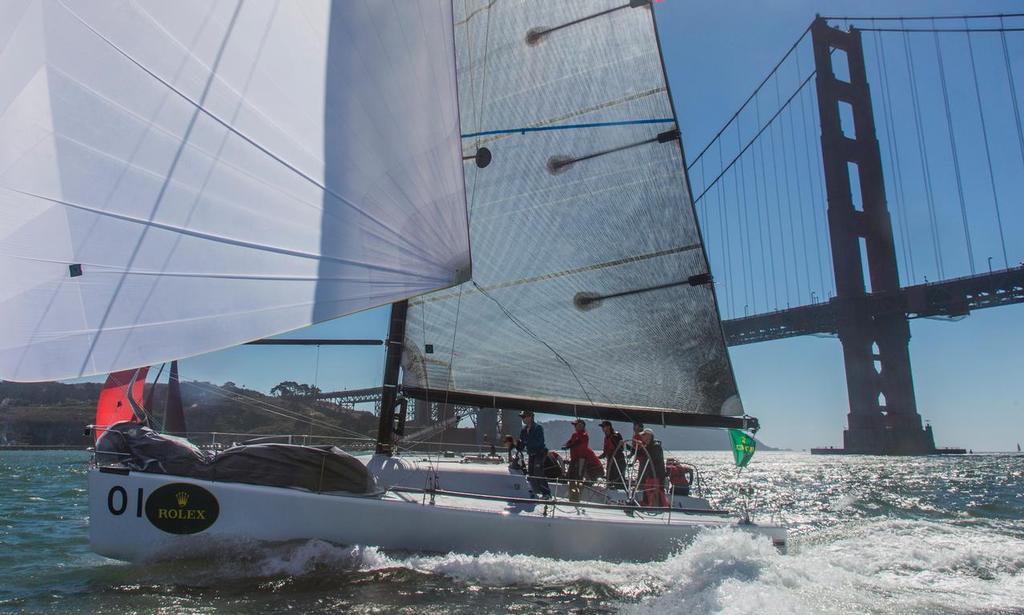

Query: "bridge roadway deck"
<box><xmin>723</xmin><ymin>267</ymin><xmax>1024</xmax><ymax>346</ymax></box>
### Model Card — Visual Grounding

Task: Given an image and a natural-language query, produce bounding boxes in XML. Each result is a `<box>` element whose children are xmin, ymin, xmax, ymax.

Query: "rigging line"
<box><xmin>180</xmin><ymin>382</ymin><xmax>372</xmax><ymax>440</ymax></box>
<box><xmin>699</xmin><ymin>158</ymin><xmax>708</xmax><ymax>225</ymax></box>
<box><xmin>688</xmin><ymin>24</ymin><xmax>812</xmax><ymax>169</ymax></box>
<box><xmin>767</xmin><ymin>99</ymin><xmax>792</xmax><ymax>305</ymax></box>
<box><xmin>795</xmin><ymin>51</ymin><xmax>828</xmax><ymax>295</ymax></box>
<box><xmin>471</xmin><ymin>282</ymin><xmax>603</xmax><ymax>411</ymax></box>
<box><xmin>776</xmin><ymin>79</ymin><xmax>802</xmax><ymax>306</ymax></box>
<box><xmin>751</xmin><ymin>102</ymin><xmax>772</xmax><ymax>310</ymax></box>
<box><xmin>736</xmin><ymin>123</ymin><xmax>755</xmax><ymax>312</ymax></box>
<box><xmin>858</xmin><ymin>27</ymin><xmax>1024</xmax><ymax>33</ymax></box>
<box><xmin>965</xmin><ymin>22</ymin><xmax>1009</xmax><ymax>269</ymax></box>
<box><xmin>55</xmin><ymin>1</ymin><xmax>435</xmax><ymax>260</ymax></box>
<box><xmin>691</xmin><ymin>69</ymin><xmax>816</xmax><ymax>206</ymax></box>
<box><xmin>214</xmin><ymin>385</ymin><xmax>376</xmax><ymax>440</ymax></box>
<box><xmin>717</xmin><ymin>140</ymin><xmax>734</xmax><ymax>317</ymax></box>
<box><xmin>874</xmin><ymin>30</ymin><xmax>917</xmax><ymax>284</ymax></box>
<box><xmin>808</xmin><ymin>92</ymin><xmax>835</xmax><ymax>298</ymax></box>
<box><xmin>461</xmin><ymin>117</ymin><xmax>675</xmax><ymax>139</ymax></box>
<box><xmin>1001</xmin><ymin>17</ymin><xmax>1024</xmax><ymax>210</ymax></box>
<box><xmin>822</xmin><ymin>13</ymin><xmax>1024</xmax><ymax>21</ymax></box>
<box><xmin>754</xmin><ymin>97</ymin><xmax>779</xmax><ymax>310</ymax></box>
<box><xmin>145</xmin><ymin>362</ymin><xmax>168</xmax><ymax>429</ymax></box>
<box><xmin>785</xmin><ymin>87</ymin><xmax>813</xmax><ymax>303</ymax></box>
<box><xmin>903</xmin><ymin>27</ymin><xmax>945</xmax><ymax>279</ymax></box>
<box><xmin>932</xmin><ymin>22</ymin><xmax>976</xmax><ymax>274</ymax></box>
<box><xmin>733</xmin><ymin>126</ymin><xmax>751</xmax><ymax>313</ymax></box>
<box><xmin>8</xmin><ymin>191</ymin><xmax>449</xmax><ymax>282</ymax></box>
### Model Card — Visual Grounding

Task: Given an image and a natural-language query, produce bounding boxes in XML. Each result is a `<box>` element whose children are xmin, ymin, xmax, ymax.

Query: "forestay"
<box><xmin>0</xmin><ymin>0</ymin><xmax>469</xmax><ymax>381</ymax></box>
<box><xmin>402</xmin><ymin>0</ymin><xmax>745</xmax><ymax>423</ymax></box>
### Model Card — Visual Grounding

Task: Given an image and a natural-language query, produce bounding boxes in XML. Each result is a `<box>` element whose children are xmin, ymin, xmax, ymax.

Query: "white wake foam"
<box><xmin>165</xmin><ymin>518</ymin><xmax>1024</xmax><ymax>614</ymax></box>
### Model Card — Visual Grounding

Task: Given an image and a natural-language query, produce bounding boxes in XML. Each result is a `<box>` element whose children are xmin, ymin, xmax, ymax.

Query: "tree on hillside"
<box><xmin>271</xmin><ymin>381</ymin><xmax>321</xmax><ymax>398</ymax></box>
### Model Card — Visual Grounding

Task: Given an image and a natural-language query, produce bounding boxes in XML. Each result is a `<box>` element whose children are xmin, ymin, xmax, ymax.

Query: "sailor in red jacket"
<box><xmin>563</xmin><ymin>419</ymin><xmax>604</xmax><ymax>481</ymax></box>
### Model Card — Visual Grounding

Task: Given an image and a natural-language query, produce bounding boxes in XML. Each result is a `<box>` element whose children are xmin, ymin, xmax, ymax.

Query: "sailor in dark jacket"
<box><xmin>518</xmin><ymin>410</ymin><xmax>551</xmax><ymax>497</ymax></box>
<box><xmin>636</xmin><ymin>428</ymin><xmax>668</xmax><ymax>507</ymax></box>
<box><xmin>597</xmin><ymin>420</ymin><xmax>627</xmax><ymax>489</ymax></box>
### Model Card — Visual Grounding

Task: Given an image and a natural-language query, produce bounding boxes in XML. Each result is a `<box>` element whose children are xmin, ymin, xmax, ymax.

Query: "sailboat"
<box><xmin>0</xmin><ymin>0</ymin><xmax>785</xmax><ymax>561</ymax></box>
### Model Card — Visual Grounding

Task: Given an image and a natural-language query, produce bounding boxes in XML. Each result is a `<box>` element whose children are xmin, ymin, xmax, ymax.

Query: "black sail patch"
<box><xmin>144</xmin><ymin>483</ymin><xmax>219</xmax><ymax>534</ymax></box>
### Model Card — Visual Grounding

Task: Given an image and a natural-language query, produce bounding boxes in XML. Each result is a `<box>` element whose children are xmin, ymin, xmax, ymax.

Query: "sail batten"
<box><xmin>0</xmin><ymin>0</ymin><xmax>470</xmax><ymax>381</ymax></box>
<box><xmin>401</xmin><ymin>0</ymin><xmax>743</xmax><ymax>418</ymax></box>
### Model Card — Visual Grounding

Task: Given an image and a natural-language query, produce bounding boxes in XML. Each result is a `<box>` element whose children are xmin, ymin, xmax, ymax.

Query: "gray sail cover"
<box><xmin>401</xmin><ymin>1</ymin><xmax>743</xmax><ymax>417</ymax></box>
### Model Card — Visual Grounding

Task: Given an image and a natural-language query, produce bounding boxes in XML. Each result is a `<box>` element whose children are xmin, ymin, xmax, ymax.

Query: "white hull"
<box><xmin>88</xmin><ymin>468</ymin><xmax>786</xmax><ymax>563</ymax></box>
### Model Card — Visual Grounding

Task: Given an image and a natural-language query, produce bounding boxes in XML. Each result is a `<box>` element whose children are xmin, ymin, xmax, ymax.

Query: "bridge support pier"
<box><xmin>812</xmin><ymin>18</ymin><xmax>942</xmax><ymax>455</ymax></box>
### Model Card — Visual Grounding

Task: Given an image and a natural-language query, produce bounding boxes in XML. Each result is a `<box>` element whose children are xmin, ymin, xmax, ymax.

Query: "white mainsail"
<box><xmin>0</xmin><ymin>0</ymin><xmax>470</xmax><ymax>381</ymax></box>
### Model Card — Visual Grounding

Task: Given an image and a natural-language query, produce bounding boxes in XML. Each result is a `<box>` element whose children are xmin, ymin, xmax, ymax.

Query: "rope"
<box><xmin>180</xmin><ymin>382</ymin><xmax>374</xmax><ymax>441</ymax></box>
<box><xmin>785</xmin><ymin>94</ymin><xmax>813</xmax><ymax>303</ymax></box>
<box><xmin>688</xmin><ymin>25</ymin><xmax>812</xmax><ymax>169</ymax></box>
<box><xmin>775</xmin><ymin>79</ymin><xmax>802</xmax><ymax>306</ymax></box>
<box><xmin>808</xmin><ymin>94</ymin><xmax>835</xmax><ymax>299</ymax></box>
<box><xmin>749</xmin><ymin>106</ymin><xmax>770</xmax><ymax>311</ymax></box>
<box><xmin>903</xmin><ymin>26</ymin><xmax>945</xmax><ymax>279</ymax></box>
<box><xmin>692</xmin><ymin>70</ymin><xmax>816</xmax><ymax>206</ymax></box>
<box><xmin>873</xmin><ymin>29</ymin><xmax>917</xmax><ymax>284</ymax></box>
<box><xmin>753</xmin><ymin>96</ymin><xmax>777</xmax><ymax>309</ymax></box>
<box><xmin>964</xmin><ymin>22</ymin><xmax>1009</xmax><ymax>268</ymax></box>
<box><xmin>795</xmin><ymin>51</ymin><xmax>828</xmax><ymax>297</ymax></box>
<box><xmin>767</xmin><ymin>102</ymin><xmax>792</xmax><ymax>306</ymax></box>
<box><xmin>717</xmin><ymin>140</ymin><xmax>734</xmax><ymax>317</ymax></box>
<box><xmin>932</xmin><ymin>22</ymin><xmax>976</xmax><ymax>274</ymax></box>
<box><xmin>735</xmin><ymin>125</ymin><xmax>753</xmax><ymax>313</ymax></box>
<box><xmin>472</xmin><ymin>282</ymin><xmax>604</xmax><ymax>410</ymax></box>
<box><xmin>1002</xmin><ymin>17</ymin><xmax>1024</xmax><ymax>192</ymax></box>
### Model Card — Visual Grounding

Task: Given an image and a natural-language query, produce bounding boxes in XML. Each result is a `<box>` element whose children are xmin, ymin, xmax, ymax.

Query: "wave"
<box><xmin>130</xmin><ymin>516</ymin><xmax>1024</xmax><ymax>614</ymax></box>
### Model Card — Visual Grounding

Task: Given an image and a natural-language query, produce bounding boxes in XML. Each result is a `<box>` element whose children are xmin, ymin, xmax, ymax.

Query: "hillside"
<box><xmin>0</xmin><ymin>380</ymin><xmax>378</xmax><ymax>447</ymax></box>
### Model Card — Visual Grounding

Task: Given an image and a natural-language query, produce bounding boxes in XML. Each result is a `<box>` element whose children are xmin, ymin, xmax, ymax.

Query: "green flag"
<box><xmin>729</xmin><ymin>429</ymin><xmax>757</xmax><ymax>468</ymax></box>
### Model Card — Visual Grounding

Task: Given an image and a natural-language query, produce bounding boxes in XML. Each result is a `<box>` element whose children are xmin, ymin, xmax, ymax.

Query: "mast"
<box><xmin>375</xmin><ymin>301</ymin><xmax>409</xmax><ymax>455</ymax></box>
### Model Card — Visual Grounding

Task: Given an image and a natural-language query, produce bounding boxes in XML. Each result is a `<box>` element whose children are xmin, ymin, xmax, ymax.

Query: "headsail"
<box><xmin>94</xmin><ymin>367</ymin><xmax>149</xmax><ymax>442</ymax></box>
<box><xmin>0</xmin><ymin>0</ymin><xmax>469</xmax><ymax>381</ymax></box>
<box><xmin>401</xmin><ymin>1</ymin><xmax>748</xmax><ymax>427</ymax></box>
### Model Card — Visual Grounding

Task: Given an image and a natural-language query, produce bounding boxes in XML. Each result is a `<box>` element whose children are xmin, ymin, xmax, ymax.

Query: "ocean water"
<box><xmin>1</xmin><ymin>450</ymin><xmax>1022</xmax><ymax>614</ymax></box>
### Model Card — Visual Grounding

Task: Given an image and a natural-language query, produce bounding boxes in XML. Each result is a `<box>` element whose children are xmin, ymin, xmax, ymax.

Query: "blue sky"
<box><xmin>138</xmin><ymin>1</ymin><xmax>1024</xmax><ymax>452</ymax></box>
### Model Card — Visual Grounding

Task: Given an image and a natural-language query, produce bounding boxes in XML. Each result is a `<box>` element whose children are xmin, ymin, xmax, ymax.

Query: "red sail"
<box><xmin>163</xmin><ymin>361</ymin><xmax>186</xmax><ymax>435</ymax></box>
<box><xmin>94</xmin><ymin>368</ymin><xmax>149</xmax><ymax>442</ymax></box>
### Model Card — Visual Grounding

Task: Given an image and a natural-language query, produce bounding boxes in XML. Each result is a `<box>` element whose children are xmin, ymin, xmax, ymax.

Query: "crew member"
<box><xmin>627</xmin><ymin>422</ymin><xmax>645</xmax><ymax>461</ymax></box>
<box><xmin>666</xmin><ymin>458</ymin><xmax>695</xmax><ymax>497</ymax></box>
<box><xmin>637</xmin><ymin>428</ymin><xmax>668</xmax><ymax>507</ymax></box>
<box><xmin>502</xmin><ymin>434</ymin><xmax>523</xmax><ymax>470</ymax></box>
<box><xmin>597</xmin><ymin>420</ymin><xmax>627</xmax><ymax>489</ymax></box>
<box><xmin>518</xmin><ymin>411</ymin><xmax>550</xmax><ymax>497</ymax></box>
<box><xmin>542</xmin><ymin>449</ymin><xmax>564</xmax><ymax>480</ymax></box>
<box><xmin>563</xmin><ymin>419</ymin><xmax>603</xmax><ymax>482</ymax></box>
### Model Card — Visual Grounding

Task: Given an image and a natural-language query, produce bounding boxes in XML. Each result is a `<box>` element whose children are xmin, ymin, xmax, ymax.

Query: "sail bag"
<box><xmin>0</xmin><ymin>0</ymin><xmax>469</xmax><ymax>381</ymax></box>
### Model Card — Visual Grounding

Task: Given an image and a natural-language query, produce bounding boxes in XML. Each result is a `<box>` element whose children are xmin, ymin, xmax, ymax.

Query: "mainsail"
<box><xmin>0</xmin><ymin>0</ymin><xmax>469</xmax><ymax>381</ymax></box>
<box><xmin>401</xmin><ymin>1</ymin><xmax>748</xmax><ymax>428</ymax></box>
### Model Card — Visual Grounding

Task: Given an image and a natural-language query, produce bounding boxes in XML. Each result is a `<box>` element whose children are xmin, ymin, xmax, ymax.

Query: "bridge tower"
<box><xmin>811</xmin><ymin>18</ymin><xmax>936</xmax><ymax>454</ymax></box>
